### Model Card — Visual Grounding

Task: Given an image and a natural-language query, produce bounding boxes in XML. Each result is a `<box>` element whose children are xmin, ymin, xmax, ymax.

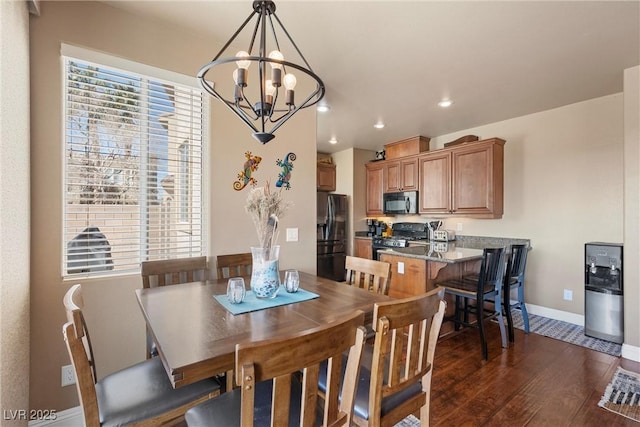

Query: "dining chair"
<box><xmin>435</xmin><ymin>246</ymin><xmax>508</xmax><ymax>360</ymax></box>
<box><xmin>141</xmin><ymin>256</ymin><xmax>208</xmax><ymax>359</ymax></box>
<box><xmin>141</xmin><ymin>255</ymin><xmax>208</xmax><ymax>288</ymax></box>
<box><xmin>503</xmin><ymin>244</ymin><xmax>530</xmax><ymax>342</ymax></box>
<box><xmin>62</xmin><ymin>284</ymin><xmax>221</xmax><ymax>427</ymax></box>
<box><xmin>345</xmin><ymin>255</ymin><xmax>391</xmax><ymax>295</ymax></box>
<box><xmin>184</xmin><ymin>311</ymin><xmax>367</xmax><ymax>427</ymax></box>
<box><xmin>318</xmin><ymin>289</ymin><xmax>446</xmax><ymax>427</ymax></box>
<box><xmin>216</xmin><ymin>252</ymin><xmax>253</xmax><ymax>279</ymax></box>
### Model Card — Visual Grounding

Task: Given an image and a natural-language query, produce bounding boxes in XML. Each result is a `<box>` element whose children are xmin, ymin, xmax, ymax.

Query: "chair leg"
<box><xmin>494</xmin><ymin>295</ymin><xmax>508</xmax><ymax>349</ymax></box>
<box><xmin>454</xmin><ymin>295</ymin><xmax>461</xmax><ymax>331</ymax></box>
<box><xmin>518</xmin><ymin>285</ymin><xmax>530</xmax><ymax>333</ymax></box>
<box><xmin>504</xmin><ymin>286</ymin><xmax>515</xmax><ymax>343</ymax></box>
<box><xmin>463</xmin><ymin>297</ymin><xmax>470</xmax><ymax>324</ymax></box>
<box><xmin>477</xmin><ymin>308</ymin><xmax>488</xmax><ymax>361</ymax></box>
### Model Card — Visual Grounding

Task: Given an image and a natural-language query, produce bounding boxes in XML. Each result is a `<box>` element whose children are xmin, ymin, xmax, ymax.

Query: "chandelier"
<box><xmin>197</xmin><ymin>1</ymin><xmax>325</xmax><ymax>144</ymax></box>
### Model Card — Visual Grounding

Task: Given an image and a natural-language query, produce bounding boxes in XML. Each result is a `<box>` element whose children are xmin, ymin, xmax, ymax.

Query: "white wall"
<box><xmin>429</xmin><ymin>94</ymin><xmax>625</xmax><ymax>316</ymax></box>
<box><xmin>29</xmin><ymin>1</ymin><xmax>317</xmax><ymax>411</ymax></box>
<box><xmin>0</xmin><ymin>1</ymin><xmax>31</xmax><ymax>424</ymax></box>
<box><xmin>623</xmin><ymin>66</ymin><xmax>639</xmax><ymax>356</ymax></box>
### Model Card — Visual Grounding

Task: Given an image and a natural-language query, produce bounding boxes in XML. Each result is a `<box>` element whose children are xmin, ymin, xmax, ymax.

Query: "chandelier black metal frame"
<box><xmin>197</xmin><ymin>0</ymin><xmax>325</xmax><ymax>144</ymax></box>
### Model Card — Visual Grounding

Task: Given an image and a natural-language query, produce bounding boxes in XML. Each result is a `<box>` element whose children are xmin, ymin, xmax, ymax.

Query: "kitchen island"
<box><xmin>379</xmin><ymin>236</ymin><xmax>530</xmax><ymax>299</ymax></box>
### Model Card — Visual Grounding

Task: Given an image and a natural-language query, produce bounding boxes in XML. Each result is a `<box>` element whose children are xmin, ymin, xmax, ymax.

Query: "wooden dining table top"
<box><xmin>135</xmin><ymin>271</ymin><xmax>393</xmax><ymax>388</ymax></box>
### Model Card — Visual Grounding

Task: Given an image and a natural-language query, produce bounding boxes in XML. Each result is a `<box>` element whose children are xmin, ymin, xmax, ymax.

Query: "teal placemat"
<box><xmin>213</xmin><ymin>287</ymin><xmax>319</xmax><ymax>315</ymax></box>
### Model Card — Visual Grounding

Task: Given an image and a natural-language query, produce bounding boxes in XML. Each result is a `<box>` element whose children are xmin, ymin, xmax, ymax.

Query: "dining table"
<box><xmin>135</xmin><ymin>271</ymin><xmax>393</xmax><ymax>388</ymax></box>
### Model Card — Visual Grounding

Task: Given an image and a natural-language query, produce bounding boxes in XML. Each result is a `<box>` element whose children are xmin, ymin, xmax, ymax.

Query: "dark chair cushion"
<box><xmin>317</xmin><ymin>345</ymin><xmax>422</xmax><ymax>421</ymax></box>
<box><xmin>185</xmin><ymin>377</ymin><xmax>314</xmax><ymax>427</ymax></box>
<box><xmin>96</xmin><ymin>357</ymin><xmax>220</xmax><ymax>427</ymax></box>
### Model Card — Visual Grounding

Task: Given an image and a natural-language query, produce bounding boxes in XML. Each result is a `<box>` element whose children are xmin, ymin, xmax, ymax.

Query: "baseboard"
<box><xmin>516</xmin><ymin>301</ymin><xmax>585</xmax><ymax>326</ymax></box>
<box><xmin>28</xmin><ymin>406</ymin><xmax>81</xmax><ymax>427</ymax></box>
<box><xmin>621</xmin><ymin>343</ymin><xmax>640</xmax><ymax>362</ymax></box>
<box><xmin>517</xmin><ymin>301</ymin><xmax>640</xmax><ymax>362</ymax></box>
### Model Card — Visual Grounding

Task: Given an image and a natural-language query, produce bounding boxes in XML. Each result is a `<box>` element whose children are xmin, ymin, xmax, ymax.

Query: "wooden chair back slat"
<box><xmin>141</xmin><ymin>256</ymin><xmax>208</xmax><ymax>288</ymax></box>
<box><xmin>237</xmin><ymin>311</ymin><xmax>366</xmax><ymax>427</ymax></box>
<box><xmin>62</xmin><ymin>284</ymin><xmax>100</xmax><ymax>427</ymax></box>
<box><xmin>345</xmin><ymin>255</ymin><xmax>391</xmax><ymax>295</ymax></box>
<box><xmin>216</xmin><ymin>253</ymin><xmax>252</xmax><ymax>279</ymax></box>
<box><xmin>362</xmin><ymin>289</ymin><xmax>446</xmax><ymax>426</ymax></box>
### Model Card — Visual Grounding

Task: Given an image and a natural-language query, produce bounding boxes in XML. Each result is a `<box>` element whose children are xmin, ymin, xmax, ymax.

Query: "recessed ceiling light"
<box><xmin>438</xmin><ymin>100</ymin><xmax>453</xmax><ymax>108</ymax></box>
<box><xmin>373</xmin><ymin>122</ymin><xmax>385</xmax><ymax>129</ymax></box>
<box><xmin>317</xmin><ymin>105</ymin><xmax>331</xmax><ymax>113</ymax></box>
<box><xmin>329</xmin><ymin>137</ymin><xmax>338</xmax><ymax>144</ymax></box>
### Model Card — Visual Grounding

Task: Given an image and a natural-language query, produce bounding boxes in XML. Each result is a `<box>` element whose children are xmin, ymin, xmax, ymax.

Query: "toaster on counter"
<box><xmin>432</xmin><ymin>229</ymin><xmax>456</xmax><ymax>242</ymax></box>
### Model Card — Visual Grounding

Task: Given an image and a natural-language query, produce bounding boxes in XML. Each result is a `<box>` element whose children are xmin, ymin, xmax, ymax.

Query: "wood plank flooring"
<box><xmin>431</xmin><ymin>321</ymin><xmax>640</xmax><ymax>426</ymax></box>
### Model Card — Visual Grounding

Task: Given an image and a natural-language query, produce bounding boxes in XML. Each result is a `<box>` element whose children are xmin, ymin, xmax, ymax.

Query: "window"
<box><xmin>63</xmin><ymin>46</ymin><xmax>206</xmax><ymax>277</ymax></box>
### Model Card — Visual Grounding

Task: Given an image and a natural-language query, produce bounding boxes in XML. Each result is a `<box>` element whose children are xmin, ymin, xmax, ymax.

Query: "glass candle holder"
<box><xmin>227</xmin><ymin>277</ymin><xmax>246</xmax><ymax>304</ymax></box>
<box><xmin>284</xmin><ymin>269</ymin><xmax>300</xmax><ymax>293</ymax></box>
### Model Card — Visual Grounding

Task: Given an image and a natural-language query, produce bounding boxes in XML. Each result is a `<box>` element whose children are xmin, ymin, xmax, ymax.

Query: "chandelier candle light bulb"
<box><xmin>197</xmin><ymin>0</ymin><xmax>324</xmax><ymax>144</ymax></box>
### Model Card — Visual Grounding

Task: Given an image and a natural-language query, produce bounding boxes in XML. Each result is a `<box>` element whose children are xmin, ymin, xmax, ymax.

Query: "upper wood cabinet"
<box><xmin>418</xmin><ymin>138</ymin><xmax>505</xmax><ymax>218</ymax></box>
<box><xmin>365</xmin><ymin>161</ymin><xmax>385</xmax><ymax>216</ymax></box>
<box><xmin>418</xmin><ymin>151</ymin><xmax>451</xmax><ymax>213</ymax></box>
<box><xmin>451</xmin><ymin>138</ymin><xmax>504</xmax><ymax>217</ymax></box>
<box><xmin>317</xmin><ymin>162</ymin><xmax>336</xmax><ymax>192</ymax></box>
<box><xmin>384</xmin><ymin>157</ymin><xmax>419</xmax><ymax>193</ymax></box>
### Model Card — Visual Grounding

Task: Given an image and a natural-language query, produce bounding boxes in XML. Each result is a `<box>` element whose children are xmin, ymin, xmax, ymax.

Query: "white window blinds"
<box><xmin>63</xmin><ymin>51</ymin><xmax>205</xmax><ymax>277</ymax></box>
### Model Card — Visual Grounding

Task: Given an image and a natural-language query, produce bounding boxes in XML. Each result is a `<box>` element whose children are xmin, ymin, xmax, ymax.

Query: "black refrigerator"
<box><xmin>317</xmin><ymin>193</ymin><xmax>347</xmax><ymax>281</ymax></box>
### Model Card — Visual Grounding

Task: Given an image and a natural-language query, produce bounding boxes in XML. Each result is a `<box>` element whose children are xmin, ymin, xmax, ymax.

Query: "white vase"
<box><xmin>250</xmin><ymin>245</ymin><xmax>280</xmax><ymax>299</ymax></box>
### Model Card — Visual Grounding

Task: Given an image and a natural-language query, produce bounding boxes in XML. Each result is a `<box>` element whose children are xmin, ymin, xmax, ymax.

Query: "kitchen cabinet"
<box><xmin>379</xmin><ymin>253</ymin><xmax>427</xmax><ymax>299</ymax></box>
<box><xmin>384</xmin><ymin>157</ymin><xmax>419</xmax><ymax>193</ymax></box>
<box><xmin>418</xmin><ymin>138</ymin><xmax>505</xmax><ymax>218</ymax></box>
<box><xmin>452</xmin><ymin>139</ymin><xmax>504</xmax><ymax>217</ymax></box>
<box><xmin>365</xmin><ymin>161</ymin><xmax>385</xmax><ymax>216</ymax></box>
<box><xmin>418</xmin><ymin>151</ymin><xmax>451</xmax><ymax>213</ymax></box>
<box><xmin>317</xmin><ymin>162</ymin><xmax>336</xmax><ymax>192</ymax></box>
<box><xmin>354</xmin><ymin>238</ymin><xmax>373</xmax><ymax>259</ymax></box>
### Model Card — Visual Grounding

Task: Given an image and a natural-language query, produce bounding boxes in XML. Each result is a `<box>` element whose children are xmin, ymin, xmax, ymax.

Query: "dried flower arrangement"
<box><xmin>245</xmin><ymin>182</ymin><xmax>292</xmax><ymax>252</ymax></box>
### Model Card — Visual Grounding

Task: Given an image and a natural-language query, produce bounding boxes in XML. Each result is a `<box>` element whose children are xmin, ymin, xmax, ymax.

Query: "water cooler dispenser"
<box><xmin>584</xmin><ymin>242</ymin><xmax>624</xmax><ymax>344</ymax></box>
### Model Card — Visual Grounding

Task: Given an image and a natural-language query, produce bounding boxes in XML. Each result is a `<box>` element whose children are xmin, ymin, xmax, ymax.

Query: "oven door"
<box><xmin>371</xmin><ymin>245</ymin><xmax>387</xmax><ymax>261</ymax></box>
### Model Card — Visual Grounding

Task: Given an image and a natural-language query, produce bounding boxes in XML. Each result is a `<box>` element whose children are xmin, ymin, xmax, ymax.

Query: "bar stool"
<box><xmin>435</xmin><ymin>247</ymin><xmax>508</xmax><ymax>360</ymax></box>
<box><xmin>503</xmin><ymin>244</ymin><xmax>530</xmax><ymax>342</ymax></box>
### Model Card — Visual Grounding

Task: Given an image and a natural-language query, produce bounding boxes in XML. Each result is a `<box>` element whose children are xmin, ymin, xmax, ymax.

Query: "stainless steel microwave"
<box><xmin>383</xmin><ymin>191</ymin><xmax>418</xmax><ymax>215</ymax></box>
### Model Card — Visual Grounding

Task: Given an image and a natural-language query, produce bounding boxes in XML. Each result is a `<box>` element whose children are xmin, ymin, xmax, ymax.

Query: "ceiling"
<box><xmin>103</xmin><ymin>1</ymin><xmax>639</xmax><ymax>153</ymax></box>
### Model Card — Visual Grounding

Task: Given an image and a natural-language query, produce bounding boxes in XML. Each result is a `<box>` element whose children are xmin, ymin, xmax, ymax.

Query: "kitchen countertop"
<box><xmin>379</xmin><ymin>244</ymin><xmax>484</xmax><ymax>264</ymax></box>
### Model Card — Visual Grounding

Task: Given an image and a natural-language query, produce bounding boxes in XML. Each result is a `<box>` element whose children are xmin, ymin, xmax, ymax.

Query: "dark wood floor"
<box><xmin>431</xmin><ymin>321</ymin><xmax>640</xmax><ymax>426</ymax></box>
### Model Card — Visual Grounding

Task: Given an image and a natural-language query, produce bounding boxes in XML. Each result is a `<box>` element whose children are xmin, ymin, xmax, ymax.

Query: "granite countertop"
<box><xmin>378</xmin><ymin>235</ymin><xmax>531</xmax><ymax>264</ymax></box>
<box><xmin>379</xmin><ymin>244</ymin><xmax>484</xmax><ymax>264</ymax></box>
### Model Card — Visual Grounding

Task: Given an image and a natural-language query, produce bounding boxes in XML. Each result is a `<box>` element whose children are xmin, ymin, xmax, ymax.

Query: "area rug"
<box><xmin>394</xmin><ymin>414</ymin><xmax>419</xmax><ymax>426</ymax></box>
<box><xmin>598</xmin><ymin>367</ymin><xmax>640</xmax><ymax>422</ymax></box>
<box><xmin>510</xmin><ymin>310</ymin><xmax>622</xmax><ymax>357</ymax></box>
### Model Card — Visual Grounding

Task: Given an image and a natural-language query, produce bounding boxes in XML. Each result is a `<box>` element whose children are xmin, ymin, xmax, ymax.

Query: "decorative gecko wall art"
<box><xmin>275</xmin><ymin>152</ymin><xmax>296</xmax><ymax>190</ymax></box>
<box><xmin>233</xmin><ymin>151</ymin><xmax>262</xmax><ymax>191</ymax></box>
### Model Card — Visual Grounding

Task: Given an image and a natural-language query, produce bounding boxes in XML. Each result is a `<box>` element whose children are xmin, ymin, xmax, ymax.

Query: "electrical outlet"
<box><xmin>456</xmin><ymin>222</ymin><xmax>463</xmax><ymax>232</ymax></box>
<box><xmin>397</xmin><ymin>262</ymin><xmax>405</xmax><ymax>274</ymax></box>
<box><xmin>62</xmin><ymin>364</ymin><xmax>75</xmax><ymax>387</ymax></box>
<box><xmin>563</xmin><ymin>289</ymin><xmax>573</xmax><ymax>301</ymax></box>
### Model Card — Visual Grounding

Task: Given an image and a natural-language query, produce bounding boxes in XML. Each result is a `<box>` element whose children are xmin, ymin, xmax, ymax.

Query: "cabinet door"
<box><xmin>400</xmin><ymin>157</ymin><xmax>419</xmax><ymax>191</ymax></box>
<box><xmin>354</xmin><ymin>238</ymin><xmax>373</xmax><ymax>259</ymax></box>
<box><xmin>383</xmin><ymin>161</ymin><xmax>401</xmax><ymax>192</ymax></box>
<box><xmin>418</xmin><ymin>152</ymin><xmax>451</xmax><ymax>214</ymax></box>
<box><xmin>451</xmin><ymin>140</ymin><xmax>503</xmax><ymax>217</ymax></box>
<box><xmin>365</xmin><ymin>162</ymin><xmax>384</xmax><ymax>216</ymax></box>
<box><xmin>317</xmin><ymin>163</ymin><xmax>336</xmax><ymax>192</ymax></box>
<box><xmin>384</xmin><ymin>158</ymin><xmax>418</xmax><ymax>192</ymax></box>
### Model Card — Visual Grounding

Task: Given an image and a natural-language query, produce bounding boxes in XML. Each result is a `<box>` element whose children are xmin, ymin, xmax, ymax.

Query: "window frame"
<box><xmin>61</xmin><ymin>44</ymin><xmax>209</xmax><ymax>279</ymax></box>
